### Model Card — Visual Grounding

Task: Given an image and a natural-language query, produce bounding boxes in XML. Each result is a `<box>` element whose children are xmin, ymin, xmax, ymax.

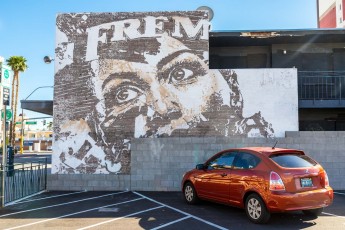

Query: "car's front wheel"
<box><xmin>183</xmin><ymin>182</ymin><xmax>199</xmax><ymax>204</ymax></box>
<box><xmin>245</xmin><ymin>194</ymin><xmax>270</xmax><ymax>224</ymax></box>
<box><xmin>302</xmin><ymin>207</ymin><xmax>324</xmax><ymax>216</ymax></box>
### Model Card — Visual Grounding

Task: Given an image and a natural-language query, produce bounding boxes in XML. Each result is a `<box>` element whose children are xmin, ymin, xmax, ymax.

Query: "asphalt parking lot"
<box><xmin>0</xmin><ymin>190</ymin><xmax>344</xmax><ymax>229</ymax></box>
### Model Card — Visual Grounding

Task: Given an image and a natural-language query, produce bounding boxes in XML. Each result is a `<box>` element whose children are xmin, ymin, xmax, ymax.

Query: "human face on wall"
<box><xmin>92</xmin><ymin>34</ymin><xmax>233</xmax><ymax>139</ymax></box>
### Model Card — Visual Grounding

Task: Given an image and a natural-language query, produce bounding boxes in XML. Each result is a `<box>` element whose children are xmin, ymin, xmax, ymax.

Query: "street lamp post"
<box><xmin>20</xmin><ymin>86</ymin><xmax>53</xmax><ymax>154</ymax></box>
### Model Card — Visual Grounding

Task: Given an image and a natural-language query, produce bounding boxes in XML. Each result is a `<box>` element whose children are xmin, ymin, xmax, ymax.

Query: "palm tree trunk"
<box><xmin>9</xmin><ymin>72</ymin><xmax>18</xmax><ymax>146</ymax></box>
<box><xmin>12</xmin><ymin>76</ymin><xmax>19</xmax><ymax>147</ymax></box>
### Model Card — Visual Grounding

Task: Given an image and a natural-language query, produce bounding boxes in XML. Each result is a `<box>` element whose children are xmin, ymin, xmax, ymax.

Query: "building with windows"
<box><xmin>14</xmin><ymin>115</ymin><xmax>52</xmax><ymax>151</ymax></box>
<box><xmin>44</xmin><ymin>11</ymin><xmax>345</xmax><ymax>192</ymax></box>
<box><xmin>210</xmin><ymin>29</ymin><xmax>345</xmax><ymax>131</ymax></box>
<box><xmin>318</xmin><ymin>0</ymin><xmax>345</xmax><ymax>28</ymax></box>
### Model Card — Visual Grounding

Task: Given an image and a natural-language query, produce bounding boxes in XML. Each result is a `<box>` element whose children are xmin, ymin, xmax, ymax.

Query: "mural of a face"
<box><xmin>89</xmin><ymin>34</ymin><xmax>273</xmax><ymax>173</ymax></box>
<box><xmin>94</xmin><ymin>34</ymin><xmax>235</xmax><ymax>138</ymax></box>
<box><xmin>53</xmin><ymin>12</ymin><xmax>276</xmax><ymax>175</ymax></box>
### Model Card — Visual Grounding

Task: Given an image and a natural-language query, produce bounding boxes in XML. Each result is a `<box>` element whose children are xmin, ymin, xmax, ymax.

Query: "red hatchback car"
<box><xmin>181</xmin><ymin>147</ymin><xmax>333</xmax><ymax>224</ymax></box>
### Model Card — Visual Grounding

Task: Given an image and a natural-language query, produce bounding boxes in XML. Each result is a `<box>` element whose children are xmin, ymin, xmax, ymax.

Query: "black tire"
<box><xmin>303</xmin><ymin>207</ymin><xmax>324</xmax><ymax>216</ymax></box>
<box><xmin>245</xmin><ymin>194</ymin><xmax>271</xmax><ymax>224</ymax></box>
<box><xmin>183</xmin><ymin>182</ymin><xmax>199</xmax><ymax>204</ymax></box>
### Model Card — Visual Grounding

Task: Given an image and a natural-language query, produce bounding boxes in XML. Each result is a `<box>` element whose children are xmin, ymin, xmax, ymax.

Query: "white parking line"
<box><xmin>334</xmin><ymin>192</ymin><xmax>345</xmax><ymax>196</ymax></box>
<box><xmin>4</xmin><ymin>197</ymin><xmax>144</xmax><ymax>230</ymax></box>
<box><xmin>4</xmin><ymin>191</ymin><xmax>46</xmax><ymax>207</ymax></box>
<box><xmin>322</xmin><ymin>212</ymin><xmax>345</xmax><ymax>219</ymax></box>
<box><xmin>151</xmin><ymin>216</ymin><xmax>191</xmax><ymax>230</ymax></box>
<box><xmin>13</xmin><ymin>191</ymin><xmax>87</xmax><ymax>204</ymax></box>
<box><xmin>134</xmin><ymin>192</ymin><xmax>228</xmax><ymax>230</ymax></box>
<box><xmin>0</xmin><ymin>191</ymin><xmax>128</xmax><ymax>218</ymax></box>
<box><xmin>77</xmin><ymin>206</ymin><xmax>164</xmax><ymax>230</ymax></box>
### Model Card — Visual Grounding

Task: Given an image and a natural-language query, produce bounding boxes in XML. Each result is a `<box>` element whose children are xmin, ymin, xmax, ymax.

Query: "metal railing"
<box><xmin>0</xmin><ymin>159</ymin><xmax>47</xmax><ymax>206</ymax></box>
<box><xmin>298</xmin><ymin>71</ymin><xmax>345</xmax><ymax>100</ymax></box>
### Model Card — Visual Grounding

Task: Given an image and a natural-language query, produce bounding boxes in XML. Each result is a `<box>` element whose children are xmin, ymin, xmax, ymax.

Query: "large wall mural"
<box><xmin>52</xmin><ymin>11</ymin><xmax>298</xmax><ymax>175</ymax></box>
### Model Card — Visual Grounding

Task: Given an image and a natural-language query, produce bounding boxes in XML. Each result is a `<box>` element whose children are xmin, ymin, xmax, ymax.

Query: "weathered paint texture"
<box><xmin>52</xmin><ymin>11</ymin><xmax>298</xmax><ymax>175</ymax></box>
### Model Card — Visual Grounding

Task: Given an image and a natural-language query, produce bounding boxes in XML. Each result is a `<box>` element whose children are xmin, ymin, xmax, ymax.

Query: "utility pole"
<box><xmin>1</xmin><ymin>104</ymin><xmax>7</xmax><ymax>207</ymax></box>
<box><xmin>1</xmin><ymin>57</ymin><xmax>13</xmax><ymax>207</ymax></box>
<box><xmin>0</xmin><ymin>57</ymin><xmax>5</xmax><ymax>207</ymax></box>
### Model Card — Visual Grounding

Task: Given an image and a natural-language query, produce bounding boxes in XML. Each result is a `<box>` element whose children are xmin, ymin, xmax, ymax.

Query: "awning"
<box><xmin>20</xmin><ymin>100</ymin><xmax>53</xmax><ymax>116</ymax></box>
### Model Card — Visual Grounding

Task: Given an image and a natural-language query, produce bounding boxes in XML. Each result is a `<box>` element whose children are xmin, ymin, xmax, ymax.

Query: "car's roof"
<box><xmin>230</xmin><ymin>147</ymin><xmax>304</xmax><ymax>157</ymax></box>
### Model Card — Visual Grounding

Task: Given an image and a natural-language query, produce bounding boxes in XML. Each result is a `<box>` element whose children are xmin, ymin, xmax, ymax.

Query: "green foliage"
<box><xmin>6</xmin><ymin>56</ymin><xmax>28</xmax><ymax>72</ymax></box>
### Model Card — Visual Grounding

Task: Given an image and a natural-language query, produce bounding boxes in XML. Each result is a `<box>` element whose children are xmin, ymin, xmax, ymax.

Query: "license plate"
<box><xmin>301</xmin><ymin>178</ymin><xmax>313</xmax><ymax>187</ymax></box>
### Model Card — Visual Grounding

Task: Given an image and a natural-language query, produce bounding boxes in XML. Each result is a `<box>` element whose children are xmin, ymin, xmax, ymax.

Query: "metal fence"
<box><xmin>0</xmin><ymin>159</ymin><xmax>47</xmax><ymax>206</ymax></box>
<box><xmin>298</xmin><ymin>71</ymin><xmax>345</xmax><ymax>100</ymax></box>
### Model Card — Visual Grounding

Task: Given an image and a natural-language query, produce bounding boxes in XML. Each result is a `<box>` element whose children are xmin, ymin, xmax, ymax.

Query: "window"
<box><xmin>270</xmin><ymin>153</ymin><xmax>317</xmax><ymax>168</ymax></box>
<box><xmin>208</xmin><ymin>152</ymin><xmax>236</xmax><ymax>169</ymax></box>
<box><xmin>233</xmin><ymin>152</ymin><xmax>261</xmax><ymax>169</ymax></box>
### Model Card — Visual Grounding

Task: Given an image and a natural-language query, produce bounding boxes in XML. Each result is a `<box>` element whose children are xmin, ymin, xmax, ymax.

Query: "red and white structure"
<box><xmin>318</xmin><ymin>0</ymin><xmax>345</xmax><ymax>28</ymax></box>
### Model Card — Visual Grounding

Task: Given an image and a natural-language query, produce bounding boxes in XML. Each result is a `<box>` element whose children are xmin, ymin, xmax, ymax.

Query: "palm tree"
<box><xmin>6</xmin><ymin>56</ymin><xmax>28</xmax><ymax>147</ymax></box>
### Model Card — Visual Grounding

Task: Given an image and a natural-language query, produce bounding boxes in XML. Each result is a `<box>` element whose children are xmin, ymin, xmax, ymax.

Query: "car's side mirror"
<box><xmin>196</xmin><ymin>164</ymin><xmax>206</xmax><ymax>170</ymax></box>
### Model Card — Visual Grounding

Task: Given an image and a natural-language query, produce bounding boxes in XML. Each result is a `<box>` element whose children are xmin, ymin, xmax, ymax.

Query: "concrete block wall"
<box><xmin>47</xmin><ymin>131</ymin><xmax>345</xmax><ymax>191</ymax></box>
<box><xmin>47</xmin><ymin>174</ymin><xmax>131</xmax><ymax>191</ymax></box>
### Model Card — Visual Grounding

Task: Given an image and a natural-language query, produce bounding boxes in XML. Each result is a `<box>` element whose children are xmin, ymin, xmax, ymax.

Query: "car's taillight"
<box><xmin>269</xmin><ymin>171</ymin><xmax>286</xmax><ymax>191</ymax></box>
<box><xmin>321</xmin><ymin>171</ymin><xmax>330</xmax><ymax>187</ymax></box>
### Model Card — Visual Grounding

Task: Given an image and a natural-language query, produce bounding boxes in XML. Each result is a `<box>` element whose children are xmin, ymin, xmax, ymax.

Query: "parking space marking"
<box><xmin>322</xmin><ymin>212</ymin><xmax>345</xmax><ymax>219</ymax></box>
<box><xmin>5</xmin><ymin>191</ymin><xmax>46</xmax><ymax>207</ymax></box>
<box><xmin>14</xmin><ymin>191</ymin><xmax>87</xmax><ymax>204</ymax></box>
<box><xmin>4</xmin><ymin>197</ymin><xmax>144</xmax><ymax>230</ymax></box>
<box><xmin>151</xmin><ymin>216</ymin><xmax>191</xmax><ymax>230</ymax></box>
<box><xmin>334</xmin><ymin>192</ymin><xmax>345</xmax><ymax>196</ymax></box>
<box><xmin>77</xmin><ymin>206</ymin><xmax>164</xmax><ymax>230</ymax></box>
<box><xmin>0</xmin><ymin>191</ymin><xmax>128</xmax><ymax>218</ymax></box>
<box><xmin>134</xmin><ymin>192</ymin><xmax>228</xmax><ymax>230</ymax></box>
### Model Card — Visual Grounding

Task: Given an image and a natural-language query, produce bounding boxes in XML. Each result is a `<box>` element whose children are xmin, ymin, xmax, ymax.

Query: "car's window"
<box><xmin>270</xmin><ymin>153</ymin><xmax>317</xmax><ymax>168</ymax></box>
<box><xmin>233</xmin><ymin>152</ymin><xmax>261</xmax><ymax>169</ymax></box>
<box><xmin>208</xmin><ymin>152</ymin><xmax>236</xmax><ymax>170</ymax></box>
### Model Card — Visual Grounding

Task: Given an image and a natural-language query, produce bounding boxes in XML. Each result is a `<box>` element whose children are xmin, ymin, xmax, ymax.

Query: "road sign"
<box><xmin>24</xmin><ymin>141</ymin><xmax>34</xmax><ymax>146</ymax></box>
<box><xmin>1</xmin><ymin>65</ymin><xmax>13</xmax><ymax>87</ymax></box>
<box><xmin>3</xmin><ymin>87</ymin><xmax>10</xmax><ymax>106</ymax></box>
<box><xmin>25</xmin><ymin>121</ymin><xmax>37</xmax><ymax>125</ymax></box>
<box><xmin>1</xmin><ymin>109</ymin><xmax>12</xmax><ymax>121</ymax></box>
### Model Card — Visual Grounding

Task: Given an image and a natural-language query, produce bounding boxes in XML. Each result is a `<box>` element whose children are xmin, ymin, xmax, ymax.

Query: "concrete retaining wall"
<box><xmin>47</xmin><ymin>131</ymin><xmax>345</xmax><ymax>191</ymax></box>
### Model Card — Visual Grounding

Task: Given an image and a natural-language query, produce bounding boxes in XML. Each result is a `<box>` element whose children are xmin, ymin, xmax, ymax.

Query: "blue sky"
<box><xmin>0</xmin><ymin>0</ymin><xmax>317</xmax><ymax>126</ymax></box>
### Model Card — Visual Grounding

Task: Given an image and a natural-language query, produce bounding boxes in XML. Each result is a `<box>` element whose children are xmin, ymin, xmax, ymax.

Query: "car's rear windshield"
<box><xmin>270</xmin><ymin>153</ymin><xmax>317</xmax><ymax>168</ymax></box>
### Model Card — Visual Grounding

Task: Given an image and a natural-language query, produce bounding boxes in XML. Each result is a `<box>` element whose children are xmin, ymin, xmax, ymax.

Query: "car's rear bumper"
<box><xmin>266</xmin><ymin>187</ymin><xmax>333</xmax><ymax>212</ymax></box>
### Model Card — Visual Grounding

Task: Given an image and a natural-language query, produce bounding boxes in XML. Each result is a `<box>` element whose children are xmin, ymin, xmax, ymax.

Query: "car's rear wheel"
<box><xmin>245</xmin><ymin>194</ymin><xmax>270</xmax><ymax>224</ymax></box>
<box><xmin>183</xmin><ymin>182</ymin><xmax>198</xmax><ymax>204</ymax></box>
<box><xmin>302</xmin><ymin>207</ymin><xmax>324</xmax><ymax>216</ymax></box>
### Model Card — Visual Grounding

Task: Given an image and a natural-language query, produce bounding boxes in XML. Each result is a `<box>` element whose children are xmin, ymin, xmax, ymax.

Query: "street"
<box><xmin>0</xmin><ymin>191</ymin><xmax>344</xmax><ymax>229</ymax></box>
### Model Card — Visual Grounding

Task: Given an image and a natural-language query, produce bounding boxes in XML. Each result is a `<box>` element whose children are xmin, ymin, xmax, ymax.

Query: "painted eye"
<box><xmin>161</xmin><ymin>59</ymin><xmax>207</xmax><ymax>86</ymax></box>
<box><xmin>169</xmin><ymin>68</ymin><xmax>194</xmax><ymax>84</ymax></box>
<box><xmin>115</xmin><ymin>86</ymin><xmax>141</xmax><ymax>104</ymax></box>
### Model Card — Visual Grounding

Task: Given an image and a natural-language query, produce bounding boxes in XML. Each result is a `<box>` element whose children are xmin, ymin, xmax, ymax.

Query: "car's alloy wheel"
<box><xmin>183</xmin><ymin>182</ymin><xmax>198</xmax><ymax>204</ymax></box>
<box><xmin>245</xmin><ymin>194</ymin><xmax>270</xmax><ymax>224</ymax></box>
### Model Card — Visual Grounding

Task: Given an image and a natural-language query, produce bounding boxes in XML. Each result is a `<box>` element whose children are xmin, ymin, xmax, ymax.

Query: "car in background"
<box><xmin>47</xmin><ymin>146</ymin><xmax>52</xmax><ymax>151</ymax></box>
<box><xmin>181</xmin><ymin>147</ymin><xmax>333</xmax><ymax>224</ymax></box>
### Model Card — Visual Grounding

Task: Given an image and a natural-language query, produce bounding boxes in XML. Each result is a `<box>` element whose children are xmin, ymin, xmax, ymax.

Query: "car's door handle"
<box><xmin>220</xmin><ymin>173</ymin><xmax>227</xmax><ymax>177</ymax></box>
